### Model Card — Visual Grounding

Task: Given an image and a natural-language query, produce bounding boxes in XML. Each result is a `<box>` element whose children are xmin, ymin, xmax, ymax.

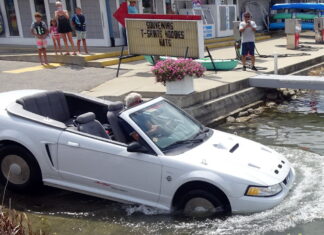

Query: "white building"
<box><xmin>1</xmin><ymin>0</ymin><xmax>300</xmax><ymax>47</ymax></box>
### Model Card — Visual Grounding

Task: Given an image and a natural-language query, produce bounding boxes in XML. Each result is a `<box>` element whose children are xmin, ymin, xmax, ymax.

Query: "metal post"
<box><xmin>116</xmin><ymin>46</ymin><xmax>125</xmax><ymax>77</ymax></box>
<box><xmin>206</xmin><ymin>46</ymin><xmax>217</xmax><ymax>73</ymax></box>
<box><xmin>274</xmin><ymin>53</ymin><xmax>278</xmax><ymax>75</ymax></box>
<box><xmin>150</xmin><ymin>56</ymin><xmax>155</xmax><ymax>65</ymax></box>
<box><xmin>184</xmin><ymin>47</ymin><xmax>189</xmax><ymax>58</ymax></box>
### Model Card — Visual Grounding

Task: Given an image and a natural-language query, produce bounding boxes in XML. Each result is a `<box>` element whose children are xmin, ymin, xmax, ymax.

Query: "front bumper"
<box><xmin>229</xmin><ymin>167</ymin><xmax>296</xmax><ymax>214</ymax></box>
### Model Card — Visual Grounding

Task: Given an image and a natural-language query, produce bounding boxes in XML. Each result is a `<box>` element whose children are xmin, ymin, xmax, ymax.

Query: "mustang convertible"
<box><xmin>0</xmin><ymin>90</ymin><xmax>295</xmax><ymax>217</ymax></box>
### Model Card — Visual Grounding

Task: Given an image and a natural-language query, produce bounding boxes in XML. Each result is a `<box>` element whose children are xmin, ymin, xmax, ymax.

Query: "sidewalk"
<box><xmin>82</xmin><ymin>36</ymin><xmax>324</xmax><ymax>100</ymax></box>
<box><xmin>0</xmin><ymin>44</ymin><xmax>125</xmax><ymax>54</ymax></box>
<box><xmin>0</xmin><ymin>33</ymin><xmax>271</xmax><ymax>67</ymax></box>
<box><xmin>0</xmin><ymin>44</ymin><xmax>127</xmax><ymax>67</ymax></box>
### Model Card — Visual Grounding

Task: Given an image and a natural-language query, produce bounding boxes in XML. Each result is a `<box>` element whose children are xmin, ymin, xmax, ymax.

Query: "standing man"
<box><xmin>239</xmin><ymin>12</ymin><xmax>257</xmax><ymax>71</ymax></box>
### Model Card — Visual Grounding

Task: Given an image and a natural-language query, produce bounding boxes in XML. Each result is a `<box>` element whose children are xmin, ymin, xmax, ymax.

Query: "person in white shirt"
<box><xmin>239</xmin><ymin>12</ymin><xmax>257</xmax><ymax>71</ymax></box>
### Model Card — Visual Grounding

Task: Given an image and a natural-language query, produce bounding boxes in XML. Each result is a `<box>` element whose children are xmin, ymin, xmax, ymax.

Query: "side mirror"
<box><xmin>127</xmin><ymin>141</ymin><xmax>149</xmax><ymax>153</ymax></box>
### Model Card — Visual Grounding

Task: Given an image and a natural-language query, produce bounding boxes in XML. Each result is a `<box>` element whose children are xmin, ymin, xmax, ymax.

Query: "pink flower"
<box><xmin>152</xmin><ymin>58</ymin><xmax>205</xmax><ymax>85</ymax></box>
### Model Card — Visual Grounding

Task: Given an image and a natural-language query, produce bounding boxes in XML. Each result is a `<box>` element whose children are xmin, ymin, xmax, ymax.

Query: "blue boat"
<box><xmin>270</xmin><ymin>3</ymin><xmax>324</xmax><ymax>31</ymax></box>
<box><xmin>269</xmin><ymin>22</ymin><xmax>314</xmax><ymax>30</ymax></box>
<box><xmin>271</xmin><ymin>3</ymin><xmax>324</xmax><ymax>11</ymax></box>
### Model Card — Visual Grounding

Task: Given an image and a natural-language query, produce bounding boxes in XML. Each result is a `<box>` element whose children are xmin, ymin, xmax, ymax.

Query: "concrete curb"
<box><xmin>0</xmin><ymin>34</ymin><xmax>272</xmax><ymax>67</ymax></box>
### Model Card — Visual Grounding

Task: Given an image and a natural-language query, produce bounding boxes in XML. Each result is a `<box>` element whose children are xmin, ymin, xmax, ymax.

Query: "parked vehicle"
<box><xmin>0</xmin><ymin>90</ymin><xmax>295</xmax><ymax>217</ymax></box>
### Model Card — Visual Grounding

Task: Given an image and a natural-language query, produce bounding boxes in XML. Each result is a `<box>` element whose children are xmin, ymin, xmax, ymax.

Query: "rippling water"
<box><xmin>1</xmin><ymin>91</ymin><xmax>324</xmax><ymax>235</ymax></box>
<box><xmin>220</xmin><ymin>90</ymin><xmax>324</xmax><ymax>156</ymax></box>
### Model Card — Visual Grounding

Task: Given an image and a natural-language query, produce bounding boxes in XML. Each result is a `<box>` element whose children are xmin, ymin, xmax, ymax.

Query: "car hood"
<box><xmin>180</xmin><ymin>129</ymin><xmax>291</xmax><ymax>186</ymax></box>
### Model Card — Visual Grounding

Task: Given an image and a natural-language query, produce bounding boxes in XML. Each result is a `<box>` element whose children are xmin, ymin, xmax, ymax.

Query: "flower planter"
<box><xmin>152</xmin><ymin>59</ymin><xmax>205</xmax><ymax>95</ymax></box>
<box><xmin>166</xmin><ymin>76</ymin><xmax>194</xmax><ymax>95</ymax></box>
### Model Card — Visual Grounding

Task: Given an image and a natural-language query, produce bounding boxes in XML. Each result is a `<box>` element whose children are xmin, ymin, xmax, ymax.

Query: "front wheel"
<box><xmin>0</xmin><ymin>145</ymin><xmax>42</xmax><ymax>192</ymax></box>
<box><xmin>177</xmin><ymin>189</ymin><xmax>228</xmax><ymax>218</ymax></box>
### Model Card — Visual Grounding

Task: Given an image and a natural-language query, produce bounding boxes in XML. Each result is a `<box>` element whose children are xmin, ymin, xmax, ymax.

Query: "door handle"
<box><xmin>67</xmin><ymin>141</ymin><xmax>80</xmax><ymax>147</ymax></box>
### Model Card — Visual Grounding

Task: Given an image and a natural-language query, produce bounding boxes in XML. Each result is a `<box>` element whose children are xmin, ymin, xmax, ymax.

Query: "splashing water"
<box><xmin>124</xmin><ymin>204</ymin><xmax>168</xmax><ymax>216</ymax></box>
<box><xmin>110</xmin><ymin>147</ymin><xmax>324</xmax><ymax>235</ymax></box>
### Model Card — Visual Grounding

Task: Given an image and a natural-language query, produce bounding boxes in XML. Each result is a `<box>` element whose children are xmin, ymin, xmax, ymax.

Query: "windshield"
<box><xmin>130</xmin><ymin>100</ymin><xmax>204</xmax><ymax>151</ymax></box>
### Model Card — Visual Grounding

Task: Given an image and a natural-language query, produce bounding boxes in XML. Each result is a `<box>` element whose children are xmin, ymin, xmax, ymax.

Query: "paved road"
<box><xmin>0</xmin><ymin>60</ymin><xmax>122</xmax><ymax>93</ymax></box>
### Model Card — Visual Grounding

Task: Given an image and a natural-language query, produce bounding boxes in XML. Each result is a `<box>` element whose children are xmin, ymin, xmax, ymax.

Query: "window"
<box><xmin>65</xmin><ymin>0</ymin><xmax>77</xmax><ymax>17</ymax></box>
<box><xmin>142</xmin><ymin>0</ymin><xmax>155</xmax><ymax>14</ymax></box>
<box><xmin>34</xmin><ymin>0</ymin><xmax>47</xmax><ymax>25</ymax></box>
<box><xmin>130</xmin><ymin>100</ymin><xmax>202</xmax><ymax>151</ymax></box>
<box><xmin>4</xmin><ymin>0</ymin><xmax>19</xmax><ymax>36</ymax></box>
<box><xmin>165</xmin><ymin>0</ymin><xmax>175</xmax><ymax>14</ymax></box>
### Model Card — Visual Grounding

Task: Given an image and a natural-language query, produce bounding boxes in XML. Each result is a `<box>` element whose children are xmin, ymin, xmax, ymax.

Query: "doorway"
<box><xmin>4</xmin><ymin>0</ymin><xmax>19</xmax><ymax>36</ymax></box>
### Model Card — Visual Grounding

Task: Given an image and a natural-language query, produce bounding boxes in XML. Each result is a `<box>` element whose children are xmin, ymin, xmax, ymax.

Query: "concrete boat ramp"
<box><xmin>82</xmin><ymin>36</ymin><xmax>324</xmax><ymax>126</ymax></box>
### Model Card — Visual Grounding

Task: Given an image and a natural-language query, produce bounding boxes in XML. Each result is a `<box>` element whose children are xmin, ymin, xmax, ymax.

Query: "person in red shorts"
<box><xmin>30</xmin><ymin>12</ymin><xmax>49</xmax><ymax>65</ymax></box>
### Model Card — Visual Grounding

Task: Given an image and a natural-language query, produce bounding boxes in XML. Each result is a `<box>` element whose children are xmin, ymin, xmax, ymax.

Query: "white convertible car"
<box><xmin>0</xmin><ymin>90</ymin><xmax>295</xmax><ymax>217</ymax></box>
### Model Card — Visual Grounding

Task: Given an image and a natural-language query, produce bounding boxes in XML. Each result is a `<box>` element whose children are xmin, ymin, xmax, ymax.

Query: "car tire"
<box><xmin>0</xmin><ymin>144</ymin><xmax>42</xmax><ymax>192</ymax></box>
<box><xmin>177</xmin><ymin>189</ymin><xmax>228</xmax><ymax>218</ymax></box>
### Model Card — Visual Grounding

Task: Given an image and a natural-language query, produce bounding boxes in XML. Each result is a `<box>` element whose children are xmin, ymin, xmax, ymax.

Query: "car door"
<box><xmin>57</xmin><ymin>130</ymin><xmax>162</xmax><ymax>204</ymax></box>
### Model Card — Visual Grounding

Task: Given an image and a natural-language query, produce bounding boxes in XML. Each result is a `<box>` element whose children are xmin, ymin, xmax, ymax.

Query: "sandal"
<box><xmin>64</xmin><ymin>52</ymin><xmax>70</xmax><ymax>56</ymax></box>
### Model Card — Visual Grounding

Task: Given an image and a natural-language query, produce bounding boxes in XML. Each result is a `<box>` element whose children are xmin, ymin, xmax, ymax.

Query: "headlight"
<box><xmin>245</xmin><ymin>184</ymin><xmax>282</xmax><ymax>197</ymax></box>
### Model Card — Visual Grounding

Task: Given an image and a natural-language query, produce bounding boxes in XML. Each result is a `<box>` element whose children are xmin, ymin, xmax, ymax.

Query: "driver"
<box><xmin>122</xmin><ymin>93</ymin><xmax>162</xmax><ymax>141</ymax></box>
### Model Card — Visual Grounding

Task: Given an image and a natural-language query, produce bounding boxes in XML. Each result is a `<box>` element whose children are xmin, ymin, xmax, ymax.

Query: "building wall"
<box><xmin>48</xmin><ymin>2</ymin><xmax>56</xmax><ymax>18</ymax></box>
<box><xmin>238</xmin><ymin>0</ymin><xmax>270</xmax><ymax>30</ymax></box>
<box><xmin>17</xmin><ymin>0</ymin><xmax>33</xmax><ymax>38</ymax></box>
<box><xmin>0</xmin><ymin>2</ymin><xmax>6</xmax><ymax>38</ymax></box>
<box><xmin>80</xmin><ymin>0</ymin><xmax>104</xmax><ymax>39</ymax></box>
<box><xmin>108</xmin><ymin>0</ymin><xmax>120</xmax><ymax>38</ymax></box>
<box><xmin>155</xmin><ymin>0</ymin><xmax>165</xmax><ymax>14</ymax></box>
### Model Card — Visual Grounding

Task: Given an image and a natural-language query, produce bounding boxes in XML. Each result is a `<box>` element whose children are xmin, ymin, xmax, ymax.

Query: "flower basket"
<box><xmin>151</xmin><ymin>58</ymin><xmax>205</xmax><ymax>95</ymax></box>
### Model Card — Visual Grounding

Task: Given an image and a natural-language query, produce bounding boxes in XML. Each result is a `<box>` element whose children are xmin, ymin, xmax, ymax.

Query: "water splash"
<box><xmin>116</xmin><ymin>147</ymin><xmax>324</xmax><ymax>235</ymax></box>
<box><xmin>123</xmin><ymin>204</ymin><xmax>168</xmax><ymax>216</ymax></box>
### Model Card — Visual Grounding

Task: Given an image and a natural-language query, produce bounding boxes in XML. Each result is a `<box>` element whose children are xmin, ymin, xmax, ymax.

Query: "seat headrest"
<box><xmin>108</xmin><ymin>101</ymin><xmax>124</xmax><ymax>112</ymax></box>
<box><xmin>76</xmin><ymin>112</ymin><xmax>96</xmax><ymax>124</ymax></box>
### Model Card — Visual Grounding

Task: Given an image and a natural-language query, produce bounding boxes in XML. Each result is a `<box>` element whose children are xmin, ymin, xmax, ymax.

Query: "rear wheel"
<box><xmin>0</xmin><ymin>145</ymin><xmax>42</xmax><ymax>192</ymax></box>
<box><xmin>177</xmin><ymin>189</ymin><xmax>228</xmax><ymax>218</ymax></box>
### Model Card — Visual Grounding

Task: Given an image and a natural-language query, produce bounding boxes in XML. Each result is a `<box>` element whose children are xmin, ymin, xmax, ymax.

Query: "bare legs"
<box><xmin>242</xmin><ymin>55</ymin><xmax>255</xmax><ymax>68</ymax></box>
<box><xmin>60</xmin><ymin>32</ymin><xmax>76</xmax><ymax>55</ymax></box>
<box><xmin>38</xmin><ymin>48</ymin><xmax>48</xmax><ymax>65</ymax></box>
<box><xmin>251</xmin><ymin>55</ymin><xmax>255</xmax><ymax>67</ymax></box>
<box><xmin>242</xmin><ymin>55</ymin><xmax>247</xmax><ymax>67</ymax></box>
<box><xmin>52</xmin><ymin>36</ymin><xmax>63</xmax><ymax>55</ymax></box>
<box><xmin>82</xmin><ymin>39</ymin><xmax>89</xmax><ymax>54</ymax></box>
<box><xmin>61</xmin><ymin>33</ymin><xmax>69</xmax><ymax>55</ymax></box>
<box><xmin>38</xmin><ymin>49</ymin><xmax>43</xmax><ymax>64</ymax></box>
<box><xmin>67</xmin><ymin>32</ymin><xmax>77</xmax><ymax>55</ymax></box>
<box><xmin>43</xmin><ymin>48</ymin><xmax>48</xmax><ymax>64</ymax></box>
<box><xmin>77</xmin><ymin>40</ymin><xmax>81</xmax><ymax>53</ymax></box>
<box><xmin>77</xmin><ymin>39</ymin><xmax>89</xmax><ymax>54</ymax></box>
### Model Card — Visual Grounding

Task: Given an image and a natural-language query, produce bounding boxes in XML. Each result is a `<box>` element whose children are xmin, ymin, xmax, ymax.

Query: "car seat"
<box><xmin>76</xmin><ymin>112</ymin><xmax>110</xmax><ymax>139</ymax></box>
<box><xmin>107</xmin><ymin>102</ymin><xmax>127</xmax><ymax>143</ymax></box>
